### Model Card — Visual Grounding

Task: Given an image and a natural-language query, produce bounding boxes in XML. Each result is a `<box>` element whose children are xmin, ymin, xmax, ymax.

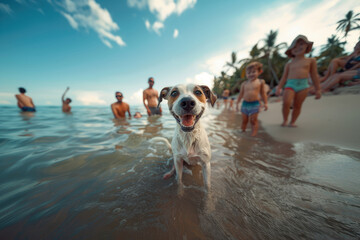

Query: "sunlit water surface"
<box><xmin>0</xmin><ymin>105</ymin><xmax>359</xmax><ymax>239</ymax></box>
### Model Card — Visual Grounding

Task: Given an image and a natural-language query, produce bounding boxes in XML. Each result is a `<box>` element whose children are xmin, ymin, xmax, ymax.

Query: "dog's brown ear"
<box><xmin>157</xmin><ymin>87</ymin><xmax>171</xmax><ymax>108</ymax></box>
<box><xmin>200</xmin><ymin>85</ymin><xmax>217</xmax><ymax>107</ymax></box>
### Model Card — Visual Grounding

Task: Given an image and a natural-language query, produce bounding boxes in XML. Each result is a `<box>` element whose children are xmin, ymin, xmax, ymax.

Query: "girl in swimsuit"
<box><xmin>276</xmin><ymin>35</ymin><xmax>321</xmax><ymax>127</ymax></box>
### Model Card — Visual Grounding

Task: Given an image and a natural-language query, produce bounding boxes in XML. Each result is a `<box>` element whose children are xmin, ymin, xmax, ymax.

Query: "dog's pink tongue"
<box><xmin>181</xmin><ymin>115</ymin><xmax>194</xmax><ymax>127</ymax></box>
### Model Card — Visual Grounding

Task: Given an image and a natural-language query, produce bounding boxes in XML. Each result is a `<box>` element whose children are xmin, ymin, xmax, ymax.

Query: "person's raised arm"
<box><xmin>276</xmin><ymin>63</ymin><xmax>290</xmax><ymax>96</ymax></box>
<box><xmin>143</xmin><ymin>90</ymin><xmax>151</xmax><ymax>116</ymax></box>
<box><xmin>111</xmin><ymin>104</ymin><xmax>121</xmax><ymax>119</ymax></box>
<box><xmin>310</xmin><ymin>58</ymin><xmax>321</xmax><ymax>99</ymax></box>
<box><xmin>62</xmin><ymin>87</ymin><xmax>69</xmax><ymax>102</ymax></box>
<box><xmin>260</xmin><ymin>80</ymin><xmax>268</xmax><ymax>110</ymax></box>
<box><xmin>235</xmin><ymin>83</ymin><xmax>245</xmax><ymax>111</ymax></box>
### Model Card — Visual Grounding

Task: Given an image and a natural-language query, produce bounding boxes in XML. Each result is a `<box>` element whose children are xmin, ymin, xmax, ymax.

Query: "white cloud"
<box><xmin>129</xmin><ymin>88</ymin><xmax>144</xmax><ymax>105</ymax></box>
<box><xmin>152</xmin><ymin>21</ymin><xmax>164</xmax><ymax>35</ymax></box>
<box><xmin>0</xmin><ymin>92</ymin><xmax>14</xmax><ymax>105</ymax></box>
<box><xmin>61</xmin><ymin>11</ymin><xmax>78</xmax><ymax>29</ymax></box>
<box><xmin>173</xmin><ymin>28</ymin><xmax>179</xmax><ymax>38</ymax></box>
<box><xmin>75</xmin><ymin>91</ymin><xmax>106</xmax><ymax>105</ymax></box>
<box><xmin>145</xmin><ymin>19</ymin><xmax>151</xmax><ymax>30</ymax></box>
<box><xmin>129</xmin><ymin>0</ymin><xmax>197</xmax><ymax>34</ymax></box>
<box><xmin>0</xmin><ymin>3</ymin><xmax>13</xmax><ymax>15</ymax></box>
<box><xmin>186</xmin><ymin>72</ymin><xmax>214</xmax><ymax>89</ymax></box>
<box><xmin>54</xmin><ymin>0</ymin><xmax>126</xmax><ymax>48</ymax></box>
<box><xmin>144</xmin><ymin>20</ymin><xmax>164</xmax><ymax>35</ymax></box>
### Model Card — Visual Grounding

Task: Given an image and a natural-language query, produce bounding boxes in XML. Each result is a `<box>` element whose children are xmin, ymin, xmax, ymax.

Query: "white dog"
<box><xmin>154</xmin><ymin>84</ymin><xmax>217</xmax><ymax>191</ymax></box>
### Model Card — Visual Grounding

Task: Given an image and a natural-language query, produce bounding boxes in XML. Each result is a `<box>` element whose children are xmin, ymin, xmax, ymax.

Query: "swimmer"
<box><xmin>143</xmin><ymin>77</ymin><xmax>162</xmax><ymax>116</ymax></box>
<box><xmin>134</xmin><ymin>112</ymin><xmax>142</xmax><ymax>118</ymax></box>
<box><xmin>15</xmin><ymin>87</ymin><xmax>36</xmax><ymax>112</ymax></box>
<box><xmin>111</xmin><ymin>92</ymin><xmax>131</xmax><ymax>119</ymax></box>
<box><xmin>62</xmin><ymin>87</ymin><xmax>72</xmax><ymax>113</ymax></box>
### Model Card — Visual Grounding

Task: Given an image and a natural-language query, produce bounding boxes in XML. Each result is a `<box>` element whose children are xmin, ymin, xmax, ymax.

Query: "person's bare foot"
<box><xmin>251</xmin><ymin>131</ymin><xmax>257</xmax><ymax>137</ymax></box>
<box><xmin>288</xmin><ymin>123</ymin><xmax>297</xmax><ymax>127</ymax></box>
<box><xmin>281</xmin><ymin>122</ymin><xmax>287</xmax><ymax>127</ymax></box>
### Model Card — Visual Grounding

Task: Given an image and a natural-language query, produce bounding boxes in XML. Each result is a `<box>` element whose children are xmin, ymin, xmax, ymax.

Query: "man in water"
<box><xmin>111</xmin><ymin>92</ymin><xmax>131</xmax><ymax>119</ymax></box>
<box><xmin>143</xmin><ymin>77</ymin><xmax>162</xmax><ymax>116</ymax></box>
<box><xmin>62</xmin><ymin>87</ymin><xmax>72</xmax><ymax>113</ymax></box>
<box><xmin>15</xmin><ymin>87</ymin><xmax>36</xmax><ymax>112</ymax></box>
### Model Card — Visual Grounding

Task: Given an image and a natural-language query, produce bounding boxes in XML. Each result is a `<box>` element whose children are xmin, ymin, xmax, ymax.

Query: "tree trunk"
<box><xmin>268</xmin><ymin>56</ymin><xmax>279</xmax><ymax>88</ymax></box>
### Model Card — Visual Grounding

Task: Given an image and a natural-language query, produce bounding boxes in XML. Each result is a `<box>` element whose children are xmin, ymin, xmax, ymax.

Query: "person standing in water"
<box><xmin>276</xmin><ymin>35</ymin><xmax>321</xmax><ymax>127</ymax></box>
<box><xmin>111</xmin><ymin>91</ymin><xmax>131</xmax><ymax>119</ymax></box>
<box><xmin>143</xmin><ymin>77</ymin><xmax>162</xmax><ymax>116</ymax></box>
<box><xmin>15</xmin><ymin>87</ymin><xmax>36</xmax><ymax>112</ymax></box>
<box><xmin>236</xmin><ymin>62</ymin><xmax>268</xmax><ymax>136</ymax></box>
<box><xmin>62</xmin><ymin>87</ymin><xmax>72</xmax><ymax>113</ymax></box>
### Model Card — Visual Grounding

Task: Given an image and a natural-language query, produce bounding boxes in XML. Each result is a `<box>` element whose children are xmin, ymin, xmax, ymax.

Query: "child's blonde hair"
<box><xmin>246</xmin><ymin>61</ymin><xmax>263</xmax><ymax>72</ymax></box>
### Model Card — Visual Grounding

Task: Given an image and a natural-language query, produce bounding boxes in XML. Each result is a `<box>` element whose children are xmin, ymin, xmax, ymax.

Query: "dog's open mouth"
<box><xmin>180</xmin><ymin>114</ymin><xmax>196</xmax><ymax>127</ymax></box>
<box><xmin>171</xmin><ymin>108</ymin><xmax>204</xmax><ymax>132</ymax></box>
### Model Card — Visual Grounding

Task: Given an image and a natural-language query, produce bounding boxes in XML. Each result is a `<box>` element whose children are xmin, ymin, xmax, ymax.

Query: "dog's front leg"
<box><xmin>174</xmin><ymin>156</ymin><xmax>184</xmax><ymax>195</ymax></box>
<box><xmin>202</xmin><ymin>161</ymin><xmax>211</xmax><ymax>191</ymax></box>
<box><xmin>189</xmin><ymin>153</ymin><xmax>211</xmax><ymax>191</ymax></box>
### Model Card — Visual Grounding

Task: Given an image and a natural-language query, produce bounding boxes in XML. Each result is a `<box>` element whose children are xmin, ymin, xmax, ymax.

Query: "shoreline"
<box><xmin>258</xmin><ymin>91</ymin><xmax>360</xmax><ymax>150</ymax></box>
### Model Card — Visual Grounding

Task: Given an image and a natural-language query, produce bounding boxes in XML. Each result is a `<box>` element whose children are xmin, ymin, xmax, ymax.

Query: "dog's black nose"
<box><xmin>180</xmin><ymin>97</ymin><xmax>196</xmax><ymax>111</ymax></box>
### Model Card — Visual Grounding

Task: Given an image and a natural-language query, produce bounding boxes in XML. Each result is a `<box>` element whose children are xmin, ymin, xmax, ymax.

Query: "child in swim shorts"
<box><xmin>276</xmin><ymin>35</ymin><xmax>321</xmax><ymax>127</ymax></box>
<box><xmin>236</xmin><ymin>61</ymin><xmax>268</xmax><ymax>136</ymax></box>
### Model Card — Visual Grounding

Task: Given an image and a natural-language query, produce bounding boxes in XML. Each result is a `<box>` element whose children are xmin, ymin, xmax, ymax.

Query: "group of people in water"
<box><xmin>15</xmin><ymin>35</ymin><xmax>360</xmax><ymax>137</ymax></box>
<box><xmin>15</xmin><ymin>77</ymin><xmax>162</xmax><ymax>119</ymax></box>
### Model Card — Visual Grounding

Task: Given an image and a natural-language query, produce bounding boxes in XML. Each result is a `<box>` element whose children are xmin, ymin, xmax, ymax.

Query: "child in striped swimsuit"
<box><xmin>276</xmin><ymin>35</ymin><xmax>321</xmax><ymax>127</ymax></box>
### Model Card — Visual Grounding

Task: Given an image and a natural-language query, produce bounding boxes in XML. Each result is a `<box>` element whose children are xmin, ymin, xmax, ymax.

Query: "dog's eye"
<box><xmin>171</xmin><ymin>91</ymin><xmax>178</xmax><ymax>97</ymax></box>
<box><xmin>194</xmin><ymin>90</ymin><xmax>202</xmax><ymax>96</ymax></box>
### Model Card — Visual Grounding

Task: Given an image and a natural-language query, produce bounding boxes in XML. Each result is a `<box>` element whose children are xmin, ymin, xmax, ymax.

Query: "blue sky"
<box><xmin>0</xmin><ymin>0</ymin><xmax>359</xmax><ymax>106</ymax></box>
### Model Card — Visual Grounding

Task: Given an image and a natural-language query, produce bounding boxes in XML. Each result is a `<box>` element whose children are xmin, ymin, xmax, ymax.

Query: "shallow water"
<box><xmin>0</xmin><ymin>106</ymin><xmax>359</xmax><ymax>239</ymax></box>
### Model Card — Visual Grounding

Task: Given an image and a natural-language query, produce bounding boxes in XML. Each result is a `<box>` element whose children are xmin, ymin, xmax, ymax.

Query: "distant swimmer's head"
<box><xmin>115</xmin><ymin>92</ymin><xmax>123</xmax><ymax>102</ymax></box>
<box><xmin>148</xmin><ymin>77</ymin><xmax>154</xmax><ymax>87</ymax></box>
<box><xmin>19</xmin><ymin>87</ymin><xmax>26</xmax><ymax>94</ymax></box>
<box><xmin>66</xmin><ymin>98</ymin><xmax>72</xmax><ymax>104</ymax></box>
<box><xmin>285</xmin><ymin>35</ymin><xmax>313</xmax><ymax>58</ymax></box>
<box><xmin>246</xmin><ymin>61</ymin><xmax>263</xmax><ymax>80</ymax></box>
<box><xmin>134</xmin><ymin>112</ymin><xmax>142</xmax><ymax>118</ymax></box>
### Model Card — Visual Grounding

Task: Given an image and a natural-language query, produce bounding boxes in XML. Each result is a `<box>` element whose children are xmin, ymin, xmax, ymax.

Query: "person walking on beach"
<box><xmin>15</xmin><ymin>87</ymin><xmax>36</xmax><ymax>112</ymax></box>
<box><xmin>222</xmin><ymin>88</ymin><xmax>230</xmax><ymax>109</ymax></box>
<box><xmin>143</xmin><ymin>77</ymin><xmax>162</xmax><ymax>116</ymax></box>
<box><xmin>111</xmin><ymin>92</ymin><xmax>131</xmax><ymax>119</ymax></box>
<box><xmin>236</xmin><ymin>62</ymin><xmax>268</xmax><ymax>136</ymax></box>
<box><xmin>276</xmin><ymin>35</ymin><xmax>321</xmax><ymax>127</ymax></box>
<box><xmin>62</xmin><ymin>87</ymin><xmax>72</xmax><ymax>113</ymax></box>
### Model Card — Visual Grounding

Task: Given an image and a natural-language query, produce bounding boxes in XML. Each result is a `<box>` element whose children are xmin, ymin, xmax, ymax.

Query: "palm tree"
<box><xmin>225</xmin><ymin>51</ymin><xmax>238</xmax><ymax>71</ymax></box>
<box><xmin>261</xmin><ymin>30</ymin><xmax>287</xmax><ymax>88</ymax></box>
<box><xmin>317</xmin><ymin>35</ymin><xmax>346</xmax><ymax>73</ymax></box>
<box><xmin>336</xmin><ymin>10</ymin><xmax>360</xmax><ymax>37</ymax></box>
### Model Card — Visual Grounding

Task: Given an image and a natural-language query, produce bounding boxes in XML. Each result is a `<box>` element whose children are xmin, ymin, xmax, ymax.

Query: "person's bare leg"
<box><xmin>323</xmin><ymin>71</ymin><xmax>356</xmax><ymax>92</ymax></box>
<box><xmin>250</xmin><ymin>113</ymin><xmax>259</xmax><ymax>136</ymax></box>
<box><xmin>289</xmin><ymin>88</ymin><xmax>309</xmax><ymax>127</ymax></box>
<box><xmin>241</xmin><ymin>114</ymin><xmax>249</xmax><ymax>132</ymax></box>
<box><xmin>282</xmin><ymin>89</ymin><xmax>295</xmax><ymax>126</ymax></box>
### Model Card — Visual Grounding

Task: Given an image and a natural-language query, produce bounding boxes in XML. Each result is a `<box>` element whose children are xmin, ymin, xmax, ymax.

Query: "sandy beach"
<box><xmin>259</xmin><ymin>86</ymin><xmax>360</xmax><ymax>150</ymax></box>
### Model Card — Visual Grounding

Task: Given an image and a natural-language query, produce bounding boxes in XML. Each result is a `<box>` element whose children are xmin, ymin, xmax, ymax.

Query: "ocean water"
<box><xmin>0</xmin><ymin>105</ymin><xmax>359</xmax><ymax>239</ymax></box>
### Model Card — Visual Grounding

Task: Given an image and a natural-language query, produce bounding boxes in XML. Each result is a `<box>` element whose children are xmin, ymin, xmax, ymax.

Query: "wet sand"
<box><xmin>259</xmin><ymin>94</ymin><xmax>360</xmax><ymax>150</ymax></box>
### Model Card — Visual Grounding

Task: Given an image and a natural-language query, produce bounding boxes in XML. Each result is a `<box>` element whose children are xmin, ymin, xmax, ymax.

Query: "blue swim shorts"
<box><xmin>241</xmin><ymin>100</ymin><xmax>260</xmax><ymax>116</ymax></box>
<box><xmin>284</xmin><ymin>78</ymin><xmax>309</xmax><ymax>92</ymax></box>
<box><xmin>21</xmin><ymin>106</ymin><xmax>36</xmax><ymax>112</ymax></box>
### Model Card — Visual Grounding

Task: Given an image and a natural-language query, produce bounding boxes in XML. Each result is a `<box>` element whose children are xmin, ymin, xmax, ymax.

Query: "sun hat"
<box><xmin>285</xmin><ymin>34</ymin><xmax>313</xmax><ymax>58</ymax></box>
